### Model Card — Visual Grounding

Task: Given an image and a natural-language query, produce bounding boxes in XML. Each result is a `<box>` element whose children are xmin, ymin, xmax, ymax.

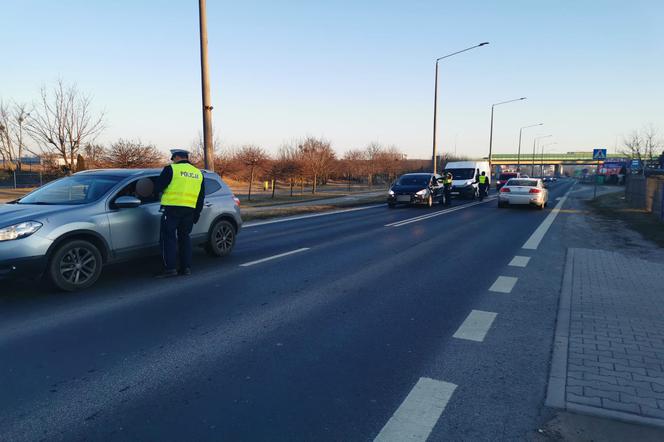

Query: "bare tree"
<box><xmin>0</xmin><ymin>101</ymin><xmax>31</xmax><ymax>171</ymax></box>
<box><xmin>621</xmin><ymin>130</ymin><xmax>644</xmax><ymax>166</ymax></box>
<box><xmin>103</xmin><ymin>139</ymin><xmax>164</xmax><ymax>168</ymax></box>
<box><xmin>25</xmin><ymin>80</ymin><xmax>104</xmax><ymax>172</ymax></box>
<box><xmin>82</xmin><ymin>143</ymin><xmax>107</xmax><ymax>168</ymax></box>
<box><xmin>364</xmin><ymin>142</ymin><xmax>384</xmax><ymax>186</ymax></box>
<box><xmin>643</xmin><ymin>124</ymin><xmax>662</xmax><ymax>163</ymax></box>
<box><xmin>236</xmin><ymin>145</ymin><xmax>269</xmax><ymax>200</ymax></box>
<box><xmin>298</xmin><ymin>137</ymin><xmax>336</xmax><ymax>194</ymax></box>
<box><xmin>276</xmin><ymin>144</ymin><xmax>303</xmax><ymax>196</ymax></box>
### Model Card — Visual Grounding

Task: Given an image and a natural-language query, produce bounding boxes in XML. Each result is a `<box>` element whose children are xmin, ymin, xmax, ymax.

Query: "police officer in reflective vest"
<box><xmin>443</xmin><ymin>172</ymin><xmax>453</xmax><ymax>206</ymax></box>
<box><xmin>476</xmin><ymin>171</ymin><xmax>488</xmax><ymax>201</ymax></box>
<box><xmin>154</xmin><ymin>149</ymin><xmax>205</xmax><ymax>278</ymax></box>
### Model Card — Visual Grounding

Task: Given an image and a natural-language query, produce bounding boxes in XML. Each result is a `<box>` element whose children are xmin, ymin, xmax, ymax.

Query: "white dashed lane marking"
<box><xmin>452</xmin><ymin>310</ymin><xmax>498</xmax><ymax>342</ymax></box>
<box><xmin>489</xmin><ymin>276</ymin><xmax>518</xmax><ymax>293</ymax></box>
<box><xmin>374</xmin><ymin>377</ymin><xmax>457</xmax><ymax>442</ymax></box>
<box><xmin>239</xmin><ymin>248</ymin><xmax>310</xmax><ymax>267</ymax></box>
<box><xmin>521</xmin><ymin>186</ymin><xmax>574</xmax><ymax>250</ymax></box>
<box><xmin>508</xmin><ymin>256</ymin><xmax>531</xmax><ymax>268</ymax></box>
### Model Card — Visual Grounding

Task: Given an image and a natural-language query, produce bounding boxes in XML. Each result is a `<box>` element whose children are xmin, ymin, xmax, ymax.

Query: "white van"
<box><xmin>443</xmin><ymin>161</ymin><xmax>491</xmax><ymax>199</ymax></box>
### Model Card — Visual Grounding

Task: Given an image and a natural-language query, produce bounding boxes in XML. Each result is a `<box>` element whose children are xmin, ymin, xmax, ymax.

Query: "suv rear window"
<box><xmin>204</xmin><ymin>178</ymin><xmax>222</xmax><ymax>195</ymax></box>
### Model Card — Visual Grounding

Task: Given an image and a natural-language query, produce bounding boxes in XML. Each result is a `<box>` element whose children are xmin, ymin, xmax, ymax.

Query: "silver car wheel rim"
<box><xmin>214</xmin><ymin>225</ymin><xmax>234</xmax><ymax>252</ymax></box>
<box><xmin>60</xmin><ymin>247</ymin><xmax>96</xmax><ymax>285</ymax></box>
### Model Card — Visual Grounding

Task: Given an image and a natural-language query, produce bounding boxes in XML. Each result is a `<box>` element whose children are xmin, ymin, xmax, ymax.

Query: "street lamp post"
<box><xmin>488</xmin><ymin>97</ymin><xmax>526</xmax><ymax>176</ymax></box>
<box><xmin>532</xmin><ymin>135</ymin><xmax>552</xmax><ymax>176</ymax></box>
<box><xmin>517</xmin><ymin>123</ymin><xmax>543</xmax><ymax>172</ymax></box>
<box><xmin>198</xmin><ymin>0</ymin><xmax>215</xmax><ymax>171</ymax></box>
<box><xmin>431</xmin><ymin>42</ymin><xmax>489</xmax><ymax>174</ymax></box>
<box><xmin>540</xmin><ymin>142</ymin><xmax>557</xmax><ymax>177</ymax></box>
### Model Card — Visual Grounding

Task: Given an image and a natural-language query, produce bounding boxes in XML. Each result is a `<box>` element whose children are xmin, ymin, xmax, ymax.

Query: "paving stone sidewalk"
<box><xmin>548</xmin><ymin>247</ymin><xmax>664</xmax><ymax>427</ymax></box>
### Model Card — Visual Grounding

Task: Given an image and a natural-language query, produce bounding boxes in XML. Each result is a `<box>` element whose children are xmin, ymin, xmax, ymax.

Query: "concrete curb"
<box><xmin>545</xmin><ymin>248</ymin><xmax>574</xmax><ymax>409</ymax></box>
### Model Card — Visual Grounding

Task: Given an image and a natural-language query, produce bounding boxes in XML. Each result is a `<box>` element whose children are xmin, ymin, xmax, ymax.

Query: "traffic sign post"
<box><xmin>592</xmin><ymin>149</ymin><xmax>607</xmax><ymax>199</ymax></box>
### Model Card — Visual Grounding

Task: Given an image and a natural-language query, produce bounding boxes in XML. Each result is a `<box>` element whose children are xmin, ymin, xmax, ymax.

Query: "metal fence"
<box><xmin>0</xmin><ymin>172</ymin><xmax>45</xmax><ymax>189</ymax></box>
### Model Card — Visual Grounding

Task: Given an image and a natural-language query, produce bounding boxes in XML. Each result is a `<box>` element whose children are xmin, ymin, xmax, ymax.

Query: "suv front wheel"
<box><xmin>48</xmin><ymin>239</ymin><xmax>103</xmax><ymax>291</ymax></box>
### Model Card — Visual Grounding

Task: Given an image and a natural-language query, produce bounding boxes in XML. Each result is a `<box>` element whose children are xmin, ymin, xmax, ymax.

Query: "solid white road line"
<box><xmin>239</xmin><ymin>248</ymin><xmax>310</xmax><ymax>267</ymax></box>
<box><xmin>452</xmin><ymin>310</ymin><xmax>498</xmax><ymax>342</ymax></box>
<box><xmin>244</xmin><ymin>204</ymin><xmax>383</xmax><ymax>227</ymax></box>
<box><xmin>489</xmin><ymin>276</ymin><xmax>518</xmax><ymax>293</ymax></box>
<box><xmin>508</xmin><ymin>256</ymin><xmax>531</xmax><ymax>268</ymax></box>
<box><xmin>374</xmin><ymin>377</ymin><xmax>457</xmax><ymax>442</ymax></box>
<box><xmin>521</xmin><ymin>185</ymin><xmax>574</xmax><ymax>250</ymax></box>
<box><xmin>385</xmin><ymin>197</ymin><xmax>497</xmax><ymax>227</ymax></box>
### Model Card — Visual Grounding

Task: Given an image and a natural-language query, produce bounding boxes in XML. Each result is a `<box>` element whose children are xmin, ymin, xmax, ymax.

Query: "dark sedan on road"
<box><xmin>387</xmin><ymin>173</ymin><xmax>444</xmax><ymax>208</ymax></box>
<box><xmin>0</xmin><ymin>169</ymin><xmax>242</xmax><ymax>291</ymax></box>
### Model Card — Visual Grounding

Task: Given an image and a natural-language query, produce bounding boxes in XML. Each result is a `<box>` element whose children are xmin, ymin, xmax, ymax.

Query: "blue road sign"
<box><xmin>593</xmin><ymin>148</ymin><xmax>607</xmax><ymax>160</ymax></box>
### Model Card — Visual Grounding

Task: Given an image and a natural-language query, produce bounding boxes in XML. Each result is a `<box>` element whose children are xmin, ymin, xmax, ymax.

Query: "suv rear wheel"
<box><xmin>48</xmin><ymin>239</ymin><xmax>103</xmax><ymax>291</ymax></box>
<box><xmin>206</xmin><ymin>219</ymin><xmax>236</xmax><ymax>257</ymax></box>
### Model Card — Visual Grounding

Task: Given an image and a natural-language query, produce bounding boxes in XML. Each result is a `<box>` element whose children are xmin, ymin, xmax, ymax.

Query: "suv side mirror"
<box><xmin>115</xmin><ymin>196</ymin><xmax>142</xmax><ymax>209</ymax></box>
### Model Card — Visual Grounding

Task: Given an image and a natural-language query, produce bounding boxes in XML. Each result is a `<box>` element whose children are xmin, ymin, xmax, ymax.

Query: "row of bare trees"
<box><xmin>186</xmin><ymin>136</ymin><xmax>410</xmax><ymax>199</ymax></box>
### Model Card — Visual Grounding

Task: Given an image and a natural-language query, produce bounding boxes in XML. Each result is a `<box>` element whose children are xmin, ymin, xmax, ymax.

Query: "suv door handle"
<box><xmin>204</xmin><ymin>202</ymin><xmax>213</xmax><ymax>208</ymax></box>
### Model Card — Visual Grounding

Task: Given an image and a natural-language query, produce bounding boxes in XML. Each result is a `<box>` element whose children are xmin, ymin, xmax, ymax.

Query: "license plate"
<box><xmin>451</xmin><ymin>192</ymin><xmax>460</xmax><ymax>195</ymax></box>
<box><xmin>397</xmin><ymin>195</ymin><xmax>411</xmax><ymax>202</ymax></box>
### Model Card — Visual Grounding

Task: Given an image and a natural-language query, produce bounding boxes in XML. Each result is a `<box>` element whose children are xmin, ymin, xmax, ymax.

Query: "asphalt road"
<box><xmin>0</xmin><ymin>179</ymin><xmax>575</xmax><ymax>441</ymax></box>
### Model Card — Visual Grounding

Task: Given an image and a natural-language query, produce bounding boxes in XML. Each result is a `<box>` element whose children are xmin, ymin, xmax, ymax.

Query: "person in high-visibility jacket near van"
<box><xmin>154</xmin><ymin>149</ymin><xmax>205</xmax><ymax>278</ymax></box>
<box><xmin>476</xmin><ymin>171</ymin><xmax>489</xmax><ymax>201</ymax></box>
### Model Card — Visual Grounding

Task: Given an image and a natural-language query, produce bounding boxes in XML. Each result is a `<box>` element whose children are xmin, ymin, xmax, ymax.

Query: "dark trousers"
<box><xmin>443</xmin><ymin>186</ymin><xmax>452</xmax><ymax>205</ymax></box>
<box><xmin>479</xmin><ymin>184</ymin><xmax>488</xmax><ymax>200</ymax></box>
<box><xmin>160</xmin><ymin>208</ymin><xmax>195</xmax><ymax>271</ymax></box>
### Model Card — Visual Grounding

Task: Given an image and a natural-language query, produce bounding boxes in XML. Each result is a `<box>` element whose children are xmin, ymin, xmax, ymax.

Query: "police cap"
<box><xmin>169</xmin><ymin>149</ymin><xmax>190</xmax><ymax>160</ymax></box>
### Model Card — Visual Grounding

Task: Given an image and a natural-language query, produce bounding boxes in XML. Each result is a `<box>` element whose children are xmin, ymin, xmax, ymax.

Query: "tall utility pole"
<box><xmin>488</xmin><ymin>97</ymin><xmax>526</xmax><ymax>177</ymax></box>
<box><xmin>198</xmin><ymin>0</ymin><xmax>214</xmax><ymax>171</ymax></box>
<box><xmin>517</xmin><ymin>123</ymin><xmax>543</xmax><ymax>172</ymax></box>
<box><xmin>431</xmin><ymin>42</ymin><xmax>489</xmax><ymax>174</ymax></box>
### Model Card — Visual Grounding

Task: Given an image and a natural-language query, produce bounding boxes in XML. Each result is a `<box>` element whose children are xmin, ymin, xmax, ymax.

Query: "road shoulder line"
<box><xmin>239</xmin><ymin>248</ymin><xmax>310</xmax><ymax>267</ymax></box>
<box><xmin>522</xmin><ymin>184</ymin><xmax>574</xmax><ymax>250</ymax></box>
<box><xmin>452</xmin><ymin>310</ymin><xmax>498</xmax><ymax>342</ymax></box>
<box><xmin>374</xmin><ymin>377</ymin><xmax>457</xmax><ymax>442</ymax></box>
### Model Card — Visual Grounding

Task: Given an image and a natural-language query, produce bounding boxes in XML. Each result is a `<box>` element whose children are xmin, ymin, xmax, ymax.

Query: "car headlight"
<box><xmin>0</xmin><ymin>221</ymin><xmax>43</xmax><ymax>242</ymax></box>
<box><xmin>415</xmin><ymin>189</ymin><xmax>429</xmax><ymax>196</ymax></box>
<box><xmin>388</xmin><ymin>189</ymin><xmax>395</xmax><ymax>196</ymax></box>
<box><xmin>466</xmin><ymin>180</ymin><xmax>473</xmax><ymax>186</ymax></box>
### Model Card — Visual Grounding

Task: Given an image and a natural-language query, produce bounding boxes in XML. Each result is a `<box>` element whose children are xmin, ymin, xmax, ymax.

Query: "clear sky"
<box><xmin>2</xmin><ymin>0</ymin><xmax>663</xmax><ymax>159</ymax></box>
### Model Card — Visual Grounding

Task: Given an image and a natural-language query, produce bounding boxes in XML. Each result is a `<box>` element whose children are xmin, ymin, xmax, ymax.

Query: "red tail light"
<box><xmin>529</xmin><ymin>188</ymin><xmax>541</xmax><ymax>194</ymax></box>
<box><xmin>233</xmin><ymin>196</ymin><xmax>241</xmax><ymax>206</ymax></box>
<box><xmin>500</xmin><ymin>187</ymin><xmax>511</xmax><ymax>193</ymax></box>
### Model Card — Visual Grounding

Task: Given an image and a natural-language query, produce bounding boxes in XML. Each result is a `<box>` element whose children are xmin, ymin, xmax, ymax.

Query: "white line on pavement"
<box><xmin>385</xmin><ymin>197</ymin><xmax>497</xmax><ymax>227</ymax></box>
<box><xmin>239</xmin><ymin>248</ymin><xmax>310</xmax><ymax>267</ymax></box>
<box><xmin>374</xmin><ymin>377</ymin><xmax>457</xmax><ymax>442</ymax></box>
<box><xmin>452</xmin><ymin>310</ymin><xmax>498</xmax><ymax>342</ymax></box>
<box><xmin>244</xmin><ymin>205</ymin><xmax>384</xmax><ymax>227</ymax></box>
<box><xmin>521</xmin><ymin>185</ymin><xmax>574</xmax><ymax>250</ymax></box>
<box><xmin>489</xmin><ymin>276</ymin><xmax>518</xmax><ymax>293</ymax></box>
<box><xmin>508</xmin><ymin>256</ymin><xmax>531</xmax><ymax>268</ymax></box>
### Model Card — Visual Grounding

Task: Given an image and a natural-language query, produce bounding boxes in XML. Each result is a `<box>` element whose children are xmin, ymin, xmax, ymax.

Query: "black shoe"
<box><xmin>154</xmin><ymin>269</ymin><xmax>178</xmax><ymax>279</ymax></box>
<box><xmin>179</xmin><ymin>268</ymin><xmax>192</xmax><ymax>276</ymax></box>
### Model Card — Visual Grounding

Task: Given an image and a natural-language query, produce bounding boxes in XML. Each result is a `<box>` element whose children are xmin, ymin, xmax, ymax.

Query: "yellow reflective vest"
<box><xmin>161</xmin><ymin>163</ymin><xmax>203</xmax><ymax>209</ymax></box>
<box><xmin>479</xmin><ymin>175</ymin><xmax>487</xmax><ymax>184</ymax></box>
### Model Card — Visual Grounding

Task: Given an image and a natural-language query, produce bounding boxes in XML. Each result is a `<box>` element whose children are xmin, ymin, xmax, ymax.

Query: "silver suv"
<box><xmin>0</xmin><ymin>169</ymin><xmax>242</xmax><ymax>290</ymax></box>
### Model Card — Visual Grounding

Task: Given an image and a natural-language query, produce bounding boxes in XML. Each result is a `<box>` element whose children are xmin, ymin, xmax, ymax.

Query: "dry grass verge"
<box><xmin>242</xmin><ymin>196</ymin><xmax>386</xmax><ymax>221</ymax></box>
<box><xmin>588</xmin><ymin>191</ymin><xmax>664</xmax><ymax>248</ymax></box>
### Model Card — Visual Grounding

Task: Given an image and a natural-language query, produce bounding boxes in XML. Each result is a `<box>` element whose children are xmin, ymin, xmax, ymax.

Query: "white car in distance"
<box><xmin>497</xmin><ymin>178</ymin><xmax>548</xmax><ymax>210</ymax></box>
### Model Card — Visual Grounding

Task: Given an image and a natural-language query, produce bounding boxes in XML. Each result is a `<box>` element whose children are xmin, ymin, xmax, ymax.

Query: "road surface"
<box><xmin>1</xmin><ymin>180</ymin><xmax>575</xmax><ymax>441</ymax></box>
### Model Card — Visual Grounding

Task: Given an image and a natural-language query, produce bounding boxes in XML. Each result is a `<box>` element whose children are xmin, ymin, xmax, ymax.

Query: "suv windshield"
<box><xmin>395</xmin><ymin>175</ymin><xmax>430</xmax><ymax>186</ymax></box>
<box><xmin>507</xmin><ymin>179</ymin><xmax>538</xmax><ymax>187</ymax></box>
<box><xmin>18</xmin><ymin>175</ymin><xmax>125</xmax><ymax>205</ymax></box>
<box><xmin>446</xmin><ymin>168</ymin><xmax>475</xmax><ymax>180</ymax></box>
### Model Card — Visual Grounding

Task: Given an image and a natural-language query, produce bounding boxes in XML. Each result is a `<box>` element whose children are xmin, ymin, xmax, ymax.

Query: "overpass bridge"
<box><xmin>489</xmin><ymin>152</ymin><xmax>627</xmax><ymax>175</ymax></box>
